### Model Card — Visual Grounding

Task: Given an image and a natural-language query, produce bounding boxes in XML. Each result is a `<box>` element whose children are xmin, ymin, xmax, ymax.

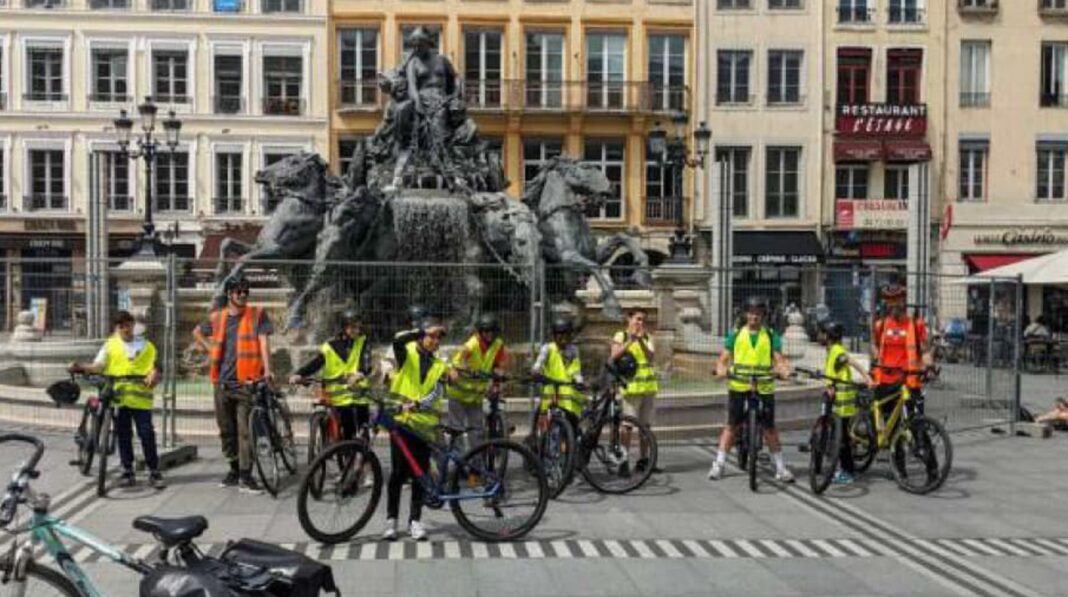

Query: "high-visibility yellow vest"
<box><xmin>103</xmin><ymin>335</ymin><xmax>156</xmax><ymax>411</ymax></box>
<box><xmin>539</xmin><ymin>343</ymin><xmax>584</xmax><ymax>416</ymax></box>
<box><xmin>826</xmin><ymin>343</ymin><xmax>858</xmax><ymax>417</ymax></box>
<box><xmin>728</xmin><ymin>327</ymin><xmax>775</xmax><ymax>396</ymax></box>
<box><xmin>321</xmin><ymin>336</ymin><xmax>370</xmax><ymax>407</ymax></box>
<box><xmin>391</xmin><ymin>342</ymin><xmax>448</xmax><ymax>439</ymax></box>
<box><xmin>446</xmin><ymin>335</ymin><xmax>503</xmax><ymax>406</ymax></box>
<box><xmin>614</xmin><ymin>331</ymin><xmax>658</xmax><ymax>397</ymax></box>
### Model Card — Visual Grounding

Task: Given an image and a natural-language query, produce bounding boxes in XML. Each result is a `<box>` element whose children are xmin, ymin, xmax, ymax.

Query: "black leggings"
<box><xmin>838</xmin><ymin>415</ymin><xmax>855</xmax><ymax>475</ymax></box>
<box><xmin>337</xmin><ymin>405</ymin><xmax>371</xmax><ymax>441</ymax></box>
<box><xmin>387</xmin><ymin>430</ymin><xmax>432</xmax><ymax>523</ymax></box>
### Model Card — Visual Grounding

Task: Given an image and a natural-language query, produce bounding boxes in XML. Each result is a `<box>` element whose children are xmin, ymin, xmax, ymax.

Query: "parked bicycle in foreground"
<box><xmin>296</xmin><ymin>395</ymin><xmax>549</xmax><ymax>544</ymax></box>
<box><xmin>794</xmin><ymin>367</ymin><xmax>868</xmax><ymax>495</ymax></box>
<box><xmin>0</xmin><ymin>433</ymin><xmax>340</xmax><ymax>596</ymax></box>
<box><xmin>248</xmin><ymin>380</ymin><xmax>299</xmax><ymax>498</ymax></box>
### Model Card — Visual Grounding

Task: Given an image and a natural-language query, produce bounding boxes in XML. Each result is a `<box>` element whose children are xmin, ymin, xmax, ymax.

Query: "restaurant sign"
<box><xmin>836</xmin><ymin>103</ymin><xmax>927</xmax><ymax>136</ymax></box>
<box><xmin>974</xmin><ymin>227</ymin><xmax>1068</xmax><ymax>246</ymax></box>
<box><xmin>835</xmin><ymin>199</ymin><xmax>909</xmax><ymax>230</ymax></box>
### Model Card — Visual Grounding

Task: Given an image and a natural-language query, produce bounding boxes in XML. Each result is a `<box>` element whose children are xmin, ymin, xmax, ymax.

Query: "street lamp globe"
<box><xmin>694</xmin><ymin>121</ymin><xmax>712</xmax><ymax>162</ymax></box>
<box><xmin>138</xmin><ymin>99</ymin><xmax>158</xmax><ymax>133</ymax></box>
<box><xmin>113</xmin><ymin>109</ymin><xmax>134</xmax><ymax>151</ymax></box>
<box><xmin>163</xmin><ymin>111</ymin><xmax>182</xmax><ymax>151</ymax></box>
<box><xmin>648</xmin><ymin>121</ymin><xmax>667</xmax><ymax>162</ymax></box>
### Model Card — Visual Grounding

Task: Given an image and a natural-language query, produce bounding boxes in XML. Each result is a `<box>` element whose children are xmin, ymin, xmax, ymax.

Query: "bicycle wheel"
<box><xmin>808</xmin><ymin>415</ymin><xmax>839</xmax><ymax>495</ymax></box>
<box><xmin>297</xmin><ymin>440</ymin><xmax>383</xmax><ymax>544</ymax></box>
<box><xmin>890</xmin><ymin>416</ymin><xmax>953</xmax><ymax>495</ymax></box>
<box><xmin>747</xmin><ymin>408</ymin><xmax>759</xmax><ymax>492</ymax></box>
<box><xmin>850</xmin><ymin>414</ymin><xmax>877</xmax><ymax>473</ymax></box>
<box><xmin>272</xmin><ymin>401</ymin><xmax>298</xmax><ymax>475</ymax></box>
<box><xmin>0</xmin><ymin>559</ymin><xmax>80</xmax><ymax>597</ymax></box>
<box><xmin>96</xmin><ymin>407</ymin><xmax>113</xmax><ymax>498</ymax></box>
<box><xmin>736</xmin><ymin>421</ymin><xmax>749</xmax><ymax>471</ymax></box>
<box><xmin>450</xmin><ymin>439</ymin><xmax>548</xmax><ymax>542</ymax></box>
<box><xmin>540</xmin><ymin>416</ymin><xmax>575</xmax><ymax>498</ymax></box>
<box><xmin>579</xmin><ymin>414</ymin><xmax>656</xmax><ymax>494</ymax></box>
<box><xmin>250</xmin><ymin>408</ymin><xmax>281</xmax><ymax>497</ymax></box>
<box><xmin>78</xmin><ymin>406</ymin><xmax>98</xmax><ymax>476</ymax></box>
<box><xmin>308</xmin><ymin>412</ymin><xmax>327</xmax><ymax>466</ymax></box>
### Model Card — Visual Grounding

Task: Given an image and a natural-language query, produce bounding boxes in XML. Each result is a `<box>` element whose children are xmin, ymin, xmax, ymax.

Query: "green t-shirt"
<box><xmin>724</xmin><ymin>327</ymin><xmax>783</xmax><ymax>354</ymax></box>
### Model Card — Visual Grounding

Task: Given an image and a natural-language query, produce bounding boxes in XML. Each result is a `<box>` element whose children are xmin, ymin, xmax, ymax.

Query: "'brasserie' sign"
<box><xmin>836</xmin><ymin>103</ymin><xmax>927</xmax><ymax>137</ymax></box>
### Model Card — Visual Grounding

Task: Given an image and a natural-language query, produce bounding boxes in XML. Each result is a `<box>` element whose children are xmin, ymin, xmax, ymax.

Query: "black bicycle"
<box><xmin>729</xmin><ymin>370</ymin><xmax>779</xmax><ymax>492</ymax></box>
<box><xmin>302</xmin><ymin>377</ymin><xmax>373</xmax><ymax>466</ymax></box>
<box><xmin>526</xmin><ymin>377</ymin><xmax>578</xmax><ymax>499</ymax></box>
<box><xmin>249</xmin><ymin>380</ymin><xmax>298</xmax><ymax>497</ymax></box>
<box><xmin>453</xmin><ymin>369</ymin><xmax>513</xmax><ymax>443</ymax></box>
<box><xmin>64</xmin><ymin>372</ymin><xmax>146</xmax><ymax>498</ymax></box>
<box><xmin>795</xmin><ymin>367</ymin><xmax>869</xmax><ymax>495</ymax></box>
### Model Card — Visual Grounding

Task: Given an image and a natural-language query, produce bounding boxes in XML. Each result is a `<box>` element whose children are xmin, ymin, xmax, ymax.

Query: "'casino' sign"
<box><xmin>836</xmin><ymin>103</ymin><xmax>927</xmax><ymax>137</ymax></box>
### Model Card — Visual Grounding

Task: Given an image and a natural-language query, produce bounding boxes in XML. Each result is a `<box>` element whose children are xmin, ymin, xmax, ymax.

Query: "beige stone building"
<box><xmin>0</xmin><ymin>0</ymin><xmax>329</xmax><ymax>329</ymax></box>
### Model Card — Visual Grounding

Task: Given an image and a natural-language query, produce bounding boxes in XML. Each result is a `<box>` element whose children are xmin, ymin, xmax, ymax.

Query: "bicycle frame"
<box><xmin>869</xmin><ymin>386</ymin><xmax>913</xmax><ymax>450</ymax></box>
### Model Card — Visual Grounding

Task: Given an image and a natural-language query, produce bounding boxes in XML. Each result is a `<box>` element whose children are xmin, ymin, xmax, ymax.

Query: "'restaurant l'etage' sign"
<box><xmin>836</xmin><ymin>104</ymin><xmax>927</xmax><ymax>137</ymax></box>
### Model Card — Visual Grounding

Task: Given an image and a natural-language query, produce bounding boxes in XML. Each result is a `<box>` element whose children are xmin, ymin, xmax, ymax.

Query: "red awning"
<box><xmin>964</xmin><ymin>253</ymin><xmax>1036</xmax><ymax>274</ymax></box>
<box><xmin>884</xmin><ymin>140</ymin><xmax>932</xmax><ymax>162</ymax></box>
<box><xmin>834</xmin><ymin>140</ymin><xmax>884</xmax><ymax>162</ymax></box>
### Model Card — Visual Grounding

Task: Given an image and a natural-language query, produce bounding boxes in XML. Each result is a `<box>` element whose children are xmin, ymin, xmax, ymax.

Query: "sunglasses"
<box><xmin>230</xmin><ymin>288</ymin><xmax>250</xmax><ymax>296</ymax></box>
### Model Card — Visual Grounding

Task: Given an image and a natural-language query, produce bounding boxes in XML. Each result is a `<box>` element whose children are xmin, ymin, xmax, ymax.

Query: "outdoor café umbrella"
<box><xmin>967</xmin><ymin>248</ymin><xmax>1068</xmax><ymax>285</ymax></box>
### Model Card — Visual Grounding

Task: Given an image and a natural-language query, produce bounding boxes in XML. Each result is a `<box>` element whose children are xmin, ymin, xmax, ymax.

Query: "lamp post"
<box><xmin>113</xmin><ymin>98</ymin><xmax>182</xmax><ymax>257</ymax></box>
<box><xmin>649</xmin><ymin>114</ymin><xmax>711</xmax><ymax>264</ymax></box>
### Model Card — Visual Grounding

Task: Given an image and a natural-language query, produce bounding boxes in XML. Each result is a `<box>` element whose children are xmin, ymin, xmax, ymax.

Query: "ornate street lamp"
<box><xmin>113</xmin><ymin>98</ymin><xmax>181</xmax><ymax>257</ymax></box>
<box><xmin>652</xmin><ymin>113</ymin><xmax>712</xmax><ymax>264</ymax></box>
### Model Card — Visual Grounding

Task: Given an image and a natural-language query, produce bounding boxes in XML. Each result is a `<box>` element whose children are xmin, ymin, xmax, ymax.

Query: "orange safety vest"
<box><xmin>208</xmin><ymin>306</ymin><xmax>265</xmax><ymax>384</ymax></box>
<box><xmin>875</xmin><ymin>316</ymin><xmax>924</xmax><ymax>389</ymax></box>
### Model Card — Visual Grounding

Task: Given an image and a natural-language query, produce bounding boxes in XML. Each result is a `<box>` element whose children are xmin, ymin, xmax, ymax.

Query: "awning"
<box><xmin>884</xmin><ymin>140</ymin><xmax>932</xmax><ymax>162</ymax></box>
<box><xmin>834</xmin><ymin>140</ymin><xmax>884</xmax><ymax>162</ymax></box>
<box><xmin>733</xmin><ymin>231</ymin><xmax>824</xmax><ymax>265</ymax></box>
<box><xmin>964</xmin><ymin>253</ymin><xmax>1040</xmax><ymax>274</ymax></box>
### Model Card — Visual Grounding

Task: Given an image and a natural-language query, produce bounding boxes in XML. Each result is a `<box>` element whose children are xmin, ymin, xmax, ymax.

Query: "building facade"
<box><xmin>329</xmin><ymin>0</ymin><xmax>694</xmax><ymax>258</ymax></box>
<box><xmin>0</xmin><ymin>0</ymin><xmax>329</xmax><ymax>329</ymax></box>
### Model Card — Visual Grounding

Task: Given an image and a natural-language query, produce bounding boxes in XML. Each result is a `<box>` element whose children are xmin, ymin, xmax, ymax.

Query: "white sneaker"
<box><xmin>775</xmin><ymin>467</ymin><xmax>796</xmax><ymax>484</ymax></box>
<box><xmin>381</xmin><ymin>518</ymin><xmax>398</xmax><ymax>541</ymax></box>
<box><xmin>707</xmin><ymin>461</ymin><xmax>723</xmax><ymax>481</ymax></box>
<box><xmin>409</xmin><ymin>520</ymin><xmax>428</xmax><ymax>541</ymax></box>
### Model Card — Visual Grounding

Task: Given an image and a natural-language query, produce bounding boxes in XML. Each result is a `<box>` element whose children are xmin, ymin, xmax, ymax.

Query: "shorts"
<box><xmin>622</xmin><ymin>394</ymin><xmax>656</xmax><ymax>426</ymax></box>
<box><xmin>727</xmin><ymin>390</ymin><xmax>775</xmax><ymax>429</ymax></box>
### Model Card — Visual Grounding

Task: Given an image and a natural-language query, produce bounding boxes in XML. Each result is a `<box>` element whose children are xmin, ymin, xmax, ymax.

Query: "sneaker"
<box><xmin>120</xmin><ymin>471</ymin><xmax>136</xmax><ymax>488</ymax></box>
<box><xmin>409</xmin><ymin>520</ymin><xmax>428</xmax><ymax>541</ymax></box>
<box><xmin>707</xmin><ymin>461</ymin><xmax>723</xmax><ymax>481</ymax></box>
<box><xmin>219</xmin><ymin>468</ymin><xmax>240</xmax><ymax>488</ymax></box>
<box><xmin>832</xmin><ymin>471</ymin><xmax>854</xmax><ymax>485</ymax></box>
<box><xmin>635</xmin><ymin>458</ymin><xmax>648</xmax><ymax>473</ymax></box>
<box><xmin>775</xmin><ymin>467</ymin><xmax>796</xmax><ymax>484</ymax></box>
<box><xmin>617</xmin><ymin>461</ymin><xmax>632</xmax><ymax>478</ymax></box>
<box><xmin>382</xmin><ymin>519</ymin><xmax>398</xmax><ymax>541</ymax></box>
<box><xmin>149</xmin><ymin>472</ymin><xmax>167</xmax><ymax>490</ymax></box>
<box><xmin>238</xmin><ymin>473</ymin><xmax>265</xmax><ymax>495</ymax></box>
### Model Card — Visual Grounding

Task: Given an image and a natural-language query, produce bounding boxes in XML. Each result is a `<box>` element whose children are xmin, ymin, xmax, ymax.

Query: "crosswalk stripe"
<box><xmin>734</xmin><ymin>539</ymin><xmax>765</xmax><ymax>558</ymax></box>
<box><xmin>472</xmin><ymin>542</ymin><xmax>490</xmax><ymax>559</ymax></box>
<box><xmin>1033</xmin><ymin>539</ymin><xmax>1068</xmax><ymax>555</ymax></box>
<box><xmin>708</xmin><ymin>539</ymin><xmax>739</xmax><ymax>558</ymax></box>
<box><xmin>758</xmin><ymin>539</ymin><xmax>792</xmax><ymax>558</ymax></box>
<box><xmin>656</xmin><ymin>539</ymin><xmax>685</xmax><ymax>559</ymax></box>
<box><xmin>1006</xmin><ymin>539</ymin><xmax>1051</xmax><ymax>557</ymax></box>
<box><xmin>444</xmin><ymin>541</ymin><xmax>461</xmax><ymax>560</ymax></box>
<box><xmin>835</xmin><ymin>538</ymin><xmax>873</xmax><ymax>558</ymax></box>
<box><xmin>632</xmin><ymin>540</ymin><xmax>657</xmax><ymax>559</ymax></box>
<box><xmin>985</xmin><ymin>538</ymin><xmax>1030</xmax><ymax>557</ymax></box>
<box><xmin>331</xmin><ymin>544</ymin><xmax>350</xmax><ymax>561</ymax></box>
<box><xmin>936</xmin><ymin>539</ymin><xmax>978</xmax><ymax>557</ymax></box>
<box><xmin>524</xmin><ymin>541</ymin><xmax>544</xmax><ymax>559</ymax></box>
<box><xmin>550</xmin><ymin>540</ymin><xmax>572</xmax><ymax>558</ymax></box>
<box><xmin>604</xmin><ymin>540</ymin><xmax>629</xmax><ymax>558</ymax></box>
<box><xmin>785</xmin><ymin>539</ymin><xmax>819</xmax><ymax>558</ymax></box>
<box><xmin>498</xmin><ymin>542</ymin><xmax>517</xmax><ymax>559</ymax></box>
<box><xmin>578</xmin><ymin>540</ymin><xmax>599</xmax><ymax>558</ymax></box>
<box><xmin>812</xmin><ymin>539</ymin><xmax>845</xmax><ymax>558</ymax></box>
<box><xmin>682</xmin><ymin>539</ymin><xmax>711</xmax><ymax>558</ymax></box>
<box><xmin>962</xmin><ymin>539</ymin><xmax>1002</xmax><ymax>557</ymax></box>
<box><xmin>387</xmin><ymin>542</ymin><xmax>404</xmax><ymax>560</ymax></box>
<box><xmin>356</xmin><ymin>543</ymin><xmax>376</xmax><ymax>560</ymax></box>
<box><xmin>416</xmin><ymin>542</ymin><xmax>432</xmax><ymax>560</ymax></box>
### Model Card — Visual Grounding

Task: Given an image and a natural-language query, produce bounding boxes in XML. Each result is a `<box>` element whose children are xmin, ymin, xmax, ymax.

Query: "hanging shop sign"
<box><xmin>835</xmin><ymin>199</ymin><xmax>909</xmax><ymax>230</ymax></box>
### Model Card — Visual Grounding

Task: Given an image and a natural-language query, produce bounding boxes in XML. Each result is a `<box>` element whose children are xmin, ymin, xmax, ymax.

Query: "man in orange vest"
<box><xmin>193</xmin><ymin>276</ymin><xmax>274</xmax><ymax>494</ymax></box>
<box><xmin>871</xmin><ymin>282</ymin><xmax>933</xmax><ymax>418</ymax></box>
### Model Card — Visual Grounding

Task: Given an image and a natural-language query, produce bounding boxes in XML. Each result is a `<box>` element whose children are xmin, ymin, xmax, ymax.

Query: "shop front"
<box><xmin>731</xmin><ymin>230</ymin><xmax>823</xmax><ymax>328</ymax></box>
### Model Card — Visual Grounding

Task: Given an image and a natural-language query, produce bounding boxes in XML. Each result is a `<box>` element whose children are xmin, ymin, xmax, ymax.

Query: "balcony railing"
<box><xmin>88</xmin><ymin>0</ymin><xmax>129</xmax><ymax>8</ymax></box>
<box><xmin>262</xmin><ymin>97</ymin><xmax>304</xmax><ymax>116</ymax></box>
<box><xmin>960</xmin><ymin>92</ymin><xmax>990</xmax><ymax>107</ymax></box>
<box><xmin>148</xmin><ymin>94</ymin><xmax>191</xmax><ymax>105</ymax></box>
<box><xmin>1040</xmin><ymin>0</ymin><xmax>1068</xmax><ymax>16</ymax></box>
<box><xmin>212</xmin><ymin>96</ymin><xmax>244</xmax><ymax>114</ymax></box>
<box><xmin>888</xmin><ymin>6</ymin><xmax>926</xmax><ymax>24</ymax></box>
<box><xmin>337</xmin><ymin>80</ymin><xmax>382</xmax><ymax>110</ymax></box>
<box><xmin>837</xmin><ymin>6</ymin><xmax>875</xmax><ymax>23</ymax></box>
<box><xmin>261</xmin><ymin>0</ymin><xmax>301</xmax><ymax>12</ymax></box>
<box><xmin>150</xmin><ymin>0</ymin><xmax>189</xmax><ymax>11</ymax></box>
<box><xmin>463</xmin><ymin>80</ymin><xmax>505</xmax><ymax>111</ymax></box>
<box><xmin>26</xmin><ymin>195</ymin><xmax>68</xmax><ymax>211</ymax></box>
<box><xmin>644</xmin><ymin>196</ymin><xmax>684</xmax><ymax>226</ymax></box>
<box><xmin>88</xmin><ymin>93</ymin><xmax>131</xmax><ymax>103</ymax></box>
<box><xmin>23</xmin><ymin>92</ymin><xmax>67</xmax><ymax>102</ymax></box>
<box><xmin>449</xmin><ymin>80</ymin><xmax>686</xmax><ymax>114</ymax></box>
<box><xmin>155</xmin><ymin>197</ymin><xmax>191</xmax><ymax>213</ymax></box>
<box><xmin>213</xmin><ymin>197</ymin><xmax>244</xmax><ymax>214</ymax></box>
<box><xmin>1041</xmin><ymin>93</ymin><xmax>1068</xmax><ymax>107</ymax></box>
<box><xmin>958</xmin><ymin>0</ymin><xmax>998</xmax><ymax>14</ymax></box>
<box><xmin>23</xmin><ymin>0</ymin><xmax>67</xmax><ymax>8</ymax></box>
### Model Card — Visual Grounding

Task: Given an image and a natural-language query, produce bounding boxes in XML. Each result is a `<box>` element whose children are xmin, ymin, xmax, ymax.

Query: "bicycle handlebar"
<box><xmin>792</xmin><ymin>366</ymin><xmax>869</xmax><ymax>389</ymax></box>
<box><xmin>870</xmin><ymin>363</ymin><xmax>940</xmax><ymax>380</ymax></box>
<box><xmin>0</xmin><ymin>434</ymin><xmax>45</xmax><ymax>528</ymax></box>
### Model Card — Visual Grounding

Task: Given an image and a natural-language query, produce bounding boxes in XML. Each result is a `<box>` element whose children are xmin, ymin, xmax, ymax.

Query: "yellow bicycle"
<box><xmin>850</xmin><ymin>365</ymin><xmax>953</xmax><ymax>494</ymax></box>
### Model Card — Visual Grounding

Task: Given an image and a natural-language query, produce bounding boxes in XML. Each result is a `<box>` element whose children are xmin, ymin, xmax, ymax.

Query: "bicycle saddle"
<box><xmin>436</xmin><ymin>424</ymin><xmax>475</xmax><ymax>437</ymax></box>
<box><xmin>134</xmin><ymin>515</ymin><xmax>209</xmax><ymax>547</ymax></box>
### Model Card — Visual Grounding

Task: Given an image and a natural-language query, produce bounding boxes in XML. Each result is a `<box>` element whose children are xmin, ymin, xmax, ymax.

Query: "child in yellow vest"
<box><xmin>818</xmin><ymin>320</ymin><xmax>871</xmax><ymax>485</ymax></box>
<box><xmin>610</xmin><ymin>308</ymin><xmax>660</xmax><ymax>476</ymax></box>
<box><xmin>446</xmin><ymin>313</ymin><xmax>509</xmax><ymax>454</ymax></box>
<box><xmin>531</xmin><ymin>316</ymin><xmax>585</xmax><ymax>431</ymax></box>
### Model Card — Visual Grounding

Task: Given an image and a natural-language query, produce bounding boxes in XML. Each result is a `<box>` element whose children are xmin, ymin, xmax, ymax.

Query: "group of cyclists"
<box><xmin>65</xmin><ymin>273</ymin><xmax>936</xmax><ymax>540</ymax></box>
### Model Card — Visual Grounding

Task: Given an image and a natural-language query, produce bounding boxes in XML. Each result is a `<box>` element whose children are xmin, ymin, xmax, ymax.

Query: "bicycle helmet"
<box><xmin>46</xmin><ymin>379</ymin><xmax>81</xmax><ymax>406</ymax></box>
<box><xmin>475</xmin><ymin>313</ymin><xmax>500</xmax><ymax>334</ymax></box>
<box><xmin>223</xmin><ymin>275</ymin><xmax>250</xmax><ymax>295</ymax></box>
<box><xmin>610</xmin><ymin>352</ymin><xmax>639</xmax><ymax>381</ymax></box>
<box><xmin>407</xmin><ymin>304</ymin><xmax>427</xmax><ymax>324</ymax></box>
<box><xmin>820</xmin><ymin>320</ymin><xmax>845</xmax><ymax>342</ymax></box>
<box><xmin>339</xmin><ymin>309</ymin><xmax>362</xmax><ymax>328</ymax></box>
<box><xmin>550</xmin><ymin>316</ymin><xmax>575</xmax><ymax>336</ymax></box>
<box><xmin>880</xmin><ymin>282</ymin><xmax>906</xmax><ymax>302</ymax></box>
<box><xmin>419</xmin><ymin>316</ymin><xmax>447</xmax><ymax>338</ymax></box>
<box><xmin>745</xmin><ymin>296</ymin><xmax>768</xmax><ymax>313</ymax></box>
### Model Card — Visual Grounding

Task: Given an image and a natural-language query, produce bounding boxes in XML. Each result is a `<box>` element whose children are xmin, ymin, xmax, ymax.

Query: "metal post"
<box><xmin>868</xmin><ymin>264</ymin><xmax>878</xmax><ymax>354</ymax></box>
<box><xmin>985</xmin><ymin>278</ymin><xmax>995</xmax><ymax>410</ymax></box>
<box><xmin>1011</xmin><ymin>274</ymin><xmax>1023</xmax><ymax>435</ymax></box>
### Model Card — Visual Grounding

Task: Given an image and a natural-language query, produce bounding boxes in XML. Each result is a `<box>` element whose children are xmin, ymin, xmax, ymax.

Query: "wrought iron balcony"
<box><xmin>837</xmin><ymin>6</ymin><xmax>875</xmax><ymax>23</ymax></box>
<box><xmin>644</xmin><ymin>196</ymin><xmax>684</xmax><ymax>226</ymax></box>
<box><xmin>23</xmin><ymin>92</ymin><xmax>67</xmax><ymax>102</ymax></box>
<box><xmin>958</xmin><ymin>0</ymin><xmax>998</xmax><ymax>15</ymax></box>
<box><xmin>148</xmin><ymin>94</ymin><xmax>191</xmax><ymax>105</ymax></box>
<box><xmin>88</xmin><ymin>93</ymin><xmax>131</xmax><ymax>103</ymax></box>
<box><xmin>888</xmin><ymin>6</ymin><xmax>926</xmax><ymax>24</ymax></box>
<box><xmin>212</xmin><ymin>96</ymin><xmax>244</xmax><ymax>115</ymax></box>
<box><xmin>262</xmin><ymin>97</ymin><xmax>304</xmax><ymax>116</ymax></box>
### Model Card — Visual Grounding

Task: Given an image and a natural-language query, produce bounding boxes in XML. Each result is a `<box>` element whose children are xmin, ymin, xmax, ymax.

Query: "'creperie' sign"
<box><xmin>836</xmin><ymin>103</ymin><xmax>927</xmax><ymax>137</ymax></box>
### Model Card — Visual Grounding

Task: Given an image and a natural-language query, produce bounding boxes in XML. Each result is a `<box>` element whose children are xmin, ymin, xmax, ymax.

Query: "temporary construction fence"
<box><xmin>0</xmin><ymin>255</ymin><xmax>1030</xmax><ymax>448</ymax></box>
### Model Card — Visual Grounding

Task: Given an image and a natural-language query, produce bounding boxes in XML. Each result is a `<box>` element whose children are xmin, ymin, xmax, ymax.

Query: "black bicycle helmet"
<box><xmin>820</xmin><ymin>320</ymin><xmax>845</xmax><ymax>341</ymax></box>
<box><xmin>745</xmin><ymin>296</ymin><xmax>768</xmax><ymax>312</ymax></box>
<box><xmin>339</xmin><ymin>309</ymin><xmax>362</xmax><ymax>328</ymax></box>
<box><xmin>475</xmin><ymin>313</ymin><xmax>500</xmax><ymax>334</ymax></box>
<box><xmin>407</xmin><ymin>304</ymin><xmax>427</xmax><ymax>324</ymax></box>
<box><xmin>550</xmin><ymin>316</ymin><xmax>575</xmax><ymax>336</ymax></box>
<box><xmin>46</xmin><ymin>379</ymin><xmax>81</xmax><ymax>406</ymax></box>
<box><xmin>223</xmin><ymin>275</ymin><xmax>250</xmax><ymax>295</ymax></box>
<box><xmin>610</xmin><ymin>352</ymin><xmax>639</xmax><ymax>381</ymax></box>
<box><xmin>419</xmin><ymin>316</ymin><xmax>447</xmax><ymax>338</ymax></box>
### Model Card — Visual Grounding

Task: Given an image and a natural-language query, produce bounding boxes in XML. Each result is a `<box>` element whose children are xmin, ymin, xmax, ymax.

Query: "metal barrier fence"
<box><xmin>0</xmin><ymin>256</ymin><xmax>1030</xmax><ymax>446</ymax></box>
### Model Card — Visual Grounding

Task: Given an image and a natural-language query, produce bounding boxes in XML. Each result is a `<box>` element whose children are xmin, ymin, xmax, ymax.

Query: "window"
<box><xmin>263</xmin><ymin>55</ymin><xmax>302</xmax><ymax>116</ymax></box>
<box><xmin>525</xmin><ymin>32</ymin><xmax>565</xmax><ymax>109</ymax></box>
<box><xmin>90</xmin><ymin>0</ymin><xmax>129</xmax><ymax>8</ymax></box>
<box><xmin>648</xmin><ymin>34</ymin><xmax>686</xmax><ymax>112</ymax></box>
<box><xmin>715</xmin><ymin>147</ymin><xmax>750</xmax><ymax>218</ymax></box>
<box><xmin>1042</xmin><ymin>0</ymin><xmax>1068</xmax><ymax>10</ymax></box>
<box><xmin>96</xmin><ymin>151</ymin><xmax>130</xmax><ymax>211</ymax></box>
<box><xmin>155</xmin><ymin>152</ymin><xmax>189</xmax><ymax>212</ymax></box>
<box><xmin>214</xmin><ymin>152</ymin><xmax>243</xmax><ymax>214</ymax></box>
<box><xmin>765</xmin><ymin>147</ymin><xmax>800</xmax><ymax>218</ymax></box>
<box><xmin>767</xmin><ymin>50</ymin><xmax>802</xmax><ymax>105</ymax></box>
<box><xmin>1041</xmin><ymin>43</ymin><xmax>1068</xmax><ymax>107</ymax></box>
<box><xmin>586</xmin><ymin>33</ymin><xmax>626</xmax><ymax>110</ymax></box>
<box><xmin>645</xmin><ymin>141</ymin><xmax>682</xmax><ymax>223</ymax></box>
<box><xmin>1037</xmin><ymin>144</ymin><xmax>1067</xmax><ymax>202</ymax></box>
<box><xmin>27</xmin><ymin>149</ymin><xmax>65</xmax><ymax>211</ymax></box>
<box><xmin>837</xmin><ymin>48</ymin><xmax>871</xmax><ymax>105</ymax></box>
<box><xmin>522</xmin><ymin>139</ymin><xmax>562</xmax><ymax>186</ymax></box>
<box><xmin>337</xmin><ymin>137</ymin><xmax>364</xmax><ymax>178</ymax></box>
<box><xmin>960</xmin><ymin>41</ymin><xmax>990</xmax><ymax>107</ymax></box>
<box><xmin>213</xmin><ymin>54</ymin><xmax>242</xmax><ymax>114</ymax></box>
<box><xmin>90</xmin><ymin>49</ymin><xmax>128</xmax><ymax>103</ymax></box>
<box><xmin>26</xmin><ymin>47</ymin><xmax>64</xmax><ymax>102</ymax></box>
<box><xmin>838</xmin><ymin>0</ymin><xmax>871</xmax><ymax>22</ymax></box>
<box><xmin>464</xmin><ymin>28</ymin><xmax>503</xmax><ymax>109</ymax></box>
<box><xmin>889</xmin><ymin>0</ymin><xmax>923</xmax><ymax>23</ymax></box>
<box><xmin>885</xmin><ymin>165</ymin><xmax>910</xmax><ymax>200</ymax></box>
<box><xmin>769</xmin><ymin>0</ymin><xmax>802</xmax><ymax>8</ymax></box>
<box><xmin>338</xmin><ymin>28</ymin><xmax>378</xmax><ymax>107</ymax></box>
<box><xmin>262</xmin><ymin>151</ymin><xmax>296</xmax><ymax>212</ymax></box>
<box><xmin>400</xmin><ymin>25</ymin><xmax>442</xmax><ymax>62</ymax></box>
<box><xmin>151</xmin><ymin>0</ymin><xmax>188</xmax><ymax>9</ymax></box>
<box><xmin>152</xmin><ymin>50</ymin><xmax>189</xmax><ymax>104</ymax></box>
<box><xmin>716</xmin><ymin>50</ymin><xmax>752</xmax><ymax>105</ymax></box>
<box><xmin>835</xmin><ymin>164</ymin><xmax>869</xmax><ymax>199</ymax></box>
<box><xmin>583</xmin><ymin>140</ymin><xmax>624</xmax><ymax>220</ymax></box>
<box><xmin>717</xmin><ymin>0</ymin><xmax>751</xmax><ymax>8</ymax></box>
<box><xmin>25</xmin><ymin>0</ymin><xmax>66</xmax><ymax>6</ymax></box>
<box><xmin>887</xmin><ymin>49</ymin><xmax>922</xmax><ymax>104</ymax></box>
<box><xmin>262</xmin><ymin>0</ymin><xmax>300</xmax><ymax>12</ymax></box>
<box><xmin>0</xmin><ymin>149</ymin><xmax>6</xmax><ymax>210</ymax></box>
<box><xmin>959</xmin><ymin>141</ymin><xmax>988</xmax><ymax>202</ymax></box>
<box><xmin>960</xmin><ymin>0</ymin><xmax>994</xmax><ymax>7</ymax></box>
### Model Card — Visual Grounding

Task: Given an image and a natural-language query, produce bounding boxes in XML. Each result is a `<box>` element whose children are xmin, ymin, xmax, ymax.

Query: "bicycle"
<box><xmin>794</xmin><ymin>367</ymin><xmax>868</xmax><ymax>495</ymax></box>
<box><xmin>850</xmin><ymin>365</ymin><xmax>953</xmax><ymax>494</ymax></box>
<box><xmin>296</xmin><ymin>395</ymin><xmax>549</xmax><ymax>544</ymax></box>
<box><xmin>0</xmin><ymin>433</ymin><xmax>341</xmax><ymax>596</ymax></box>
<box><xmin>453</xmin><ymin>369</ymin><xmax>513</xmax><ymax>443</ymax></box>
<box><xmin>301</xmin><ymin>377</ymin><xmax>373</xmax><ymax>466</ymax></box>
<box><xmin>248</xmin><ymin>380</ymin><xmax>298</xmax><ymax>497</ymax></box>
<box><xmin>525</xmin><ymin>377</ymin><xmax>578</xmax><ymax>499</ymax></box>
<box><xmin>727</xmin><ymin>369</ymin><xmax>780</xmax><ymax>492</ymax></box>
